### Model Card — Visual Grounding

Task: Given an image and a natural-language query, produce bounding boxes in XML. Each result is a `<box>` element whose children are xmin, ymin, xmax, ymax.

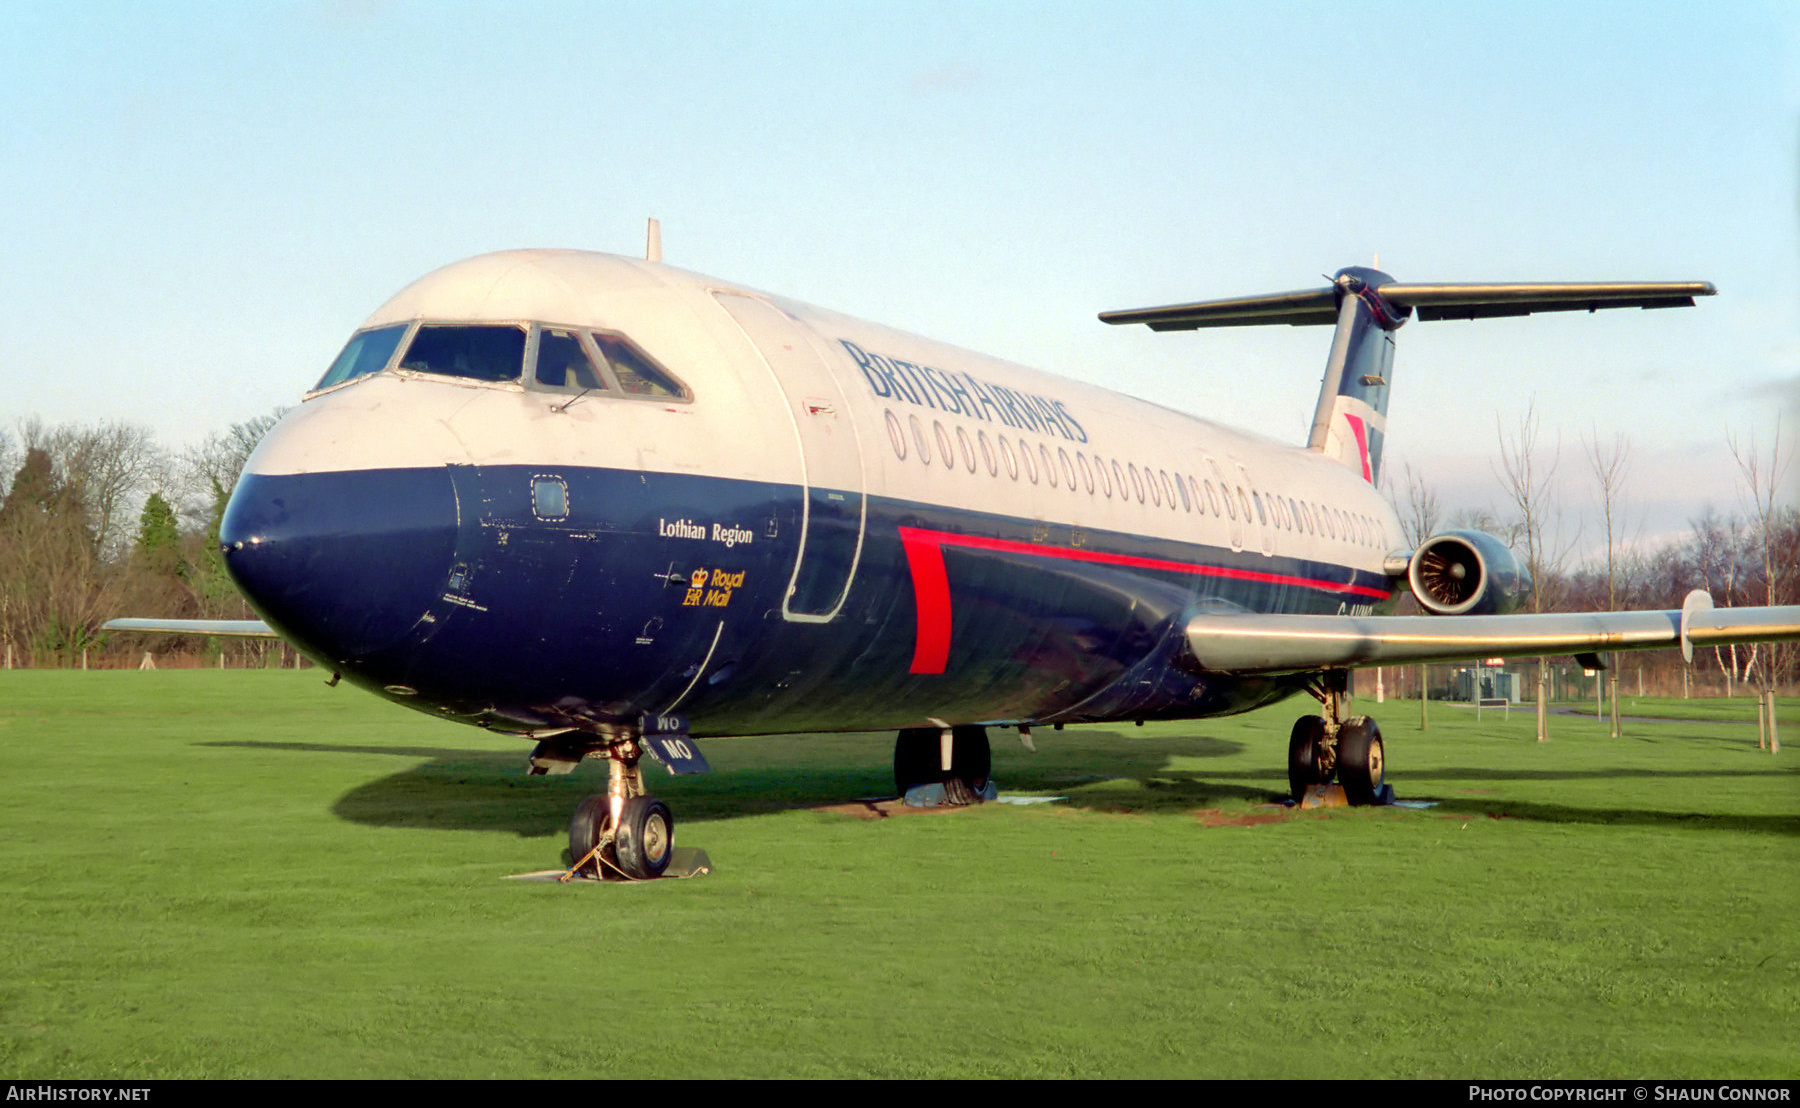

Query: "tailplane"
<box><xmin>1099</xmin><ymin>270</ymin><xmax>1715</xmax><ymax>486</ymax></box>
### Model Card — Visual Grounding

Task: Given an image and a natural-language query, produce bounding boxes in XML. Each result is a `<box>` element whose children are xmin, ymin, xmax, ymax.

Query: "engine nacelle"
<box><xmin>1404</xmin><ymin>529</ymin><xmax>1533</xmax><ymax>616</ymax></box>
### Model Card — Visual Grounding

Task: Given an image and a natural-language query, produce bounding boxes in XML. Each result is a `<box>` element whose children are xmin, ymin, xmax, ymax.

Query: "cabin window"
<box><xmin>1020</xmin><ymin>440</ymin><xmax>1040</xmax><ymax>483</ymax></box>
<box><xmin>1057</xmin><ymin>449</ymin><xmax>1077</xmax><ymax>491</ymax></box>
<box><xmin>594</xmin><ymin>333</ymin><xmax>686</xmax><ymax>399</ymax></box>
<box><xmin>1203</xmin><ymin>479</ymin><xmax>1220</xmax><ymax>515</ymax></box>
<box><xmin>1077</xmin><ymin>453</ymin><xmax>1094</xmax><ymax>494</ymax></box>
<box><xmin>1251</xmin><ymin>491</ymin><xmax>1266</xmax><ymax>526</ymax></box>
<box><xmin>400</xmin><ymin>324</ymin><xmax>528</xmax><ymax>383</ymax></box>
<box><xmin>315</xmin><ymin>323</ymin><xmax>410</xmax><ymax>390</ymax></box>
<box><xmin>978</xmin><ymin>431</ymin><xmax>997</xmax><ymax>476</ymax></box>
<box><xmin>910</xmin><ymin>415</ymin><xmax>932</xmax><ymax>465</ymax></box>
<box><xmin>1238</xmin><ymin>488</ymin><xmax>1253</xmax><ymax>522</ymax></box>
<box><xmin>1159</xmin><ymin>470</ymin><xmax>1176</xmax><ymax>510</ymax></box>
<box><xmin>1143</xmin><ymin>465</ymin><xmax>1160</xmax><ymax>506</ymax></box>
<box><xmin>1039</xmin><ymin>445</ymin><xmax>1058</xmax><ymax>488</ymax></box>
<box><xmin>957</xmin><ymin>427</ymin><xmax>977</xmax><ymax>473</ymax></box>
<box><xmin>999</xmin><ymin>437</ymin><xmax>1019</xmax><ymax>479</ymax></box>
<box><xmin>533</xmin><ymin>328</ymin><xmax>607</xmax><ymax>391</ymax></box>
<box><xmin>934</xmin><ymin>422</ymin><xmax>955</xmax><ymax>468</ymax></box>
<box><xmin>885</xmin><ymin>410</ymin><xmax>907</xmax><ymax>459</ymax></box>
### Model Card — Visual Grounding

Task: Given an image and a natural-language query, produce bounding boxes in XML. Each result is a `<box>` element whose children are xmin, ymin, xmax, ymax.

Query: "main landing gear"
<box><xmin>567</xmin><ymin>739</ymin><xmax>676</xmax><ymax>880</ymax></box>
<box><xmin>1288</xmin><ymin>670</ymin><xmax>1390</xmax><ymax>807</ymax></box>
<box><xmin>894</xmin><ymin>725</ymin><xmax>997</xmax><ymax>806</ymax></box>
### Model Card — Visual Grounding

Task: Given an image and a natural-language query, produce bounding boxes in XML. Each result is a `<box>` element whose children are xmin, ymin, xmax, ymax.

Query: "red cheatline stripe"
<box><xmin>896</xmin><ymin>525</ymin><xmax>1391</xmax><ymax>674</ymax></box>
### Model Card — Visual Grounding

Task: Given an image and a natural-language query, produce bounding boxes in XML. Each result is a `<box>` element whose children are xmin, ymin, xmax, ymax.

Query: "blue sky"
<box><xmin>3</xmin><ymin>1</ymin><xmax>1794</xmax><ymax>554</ymax></box>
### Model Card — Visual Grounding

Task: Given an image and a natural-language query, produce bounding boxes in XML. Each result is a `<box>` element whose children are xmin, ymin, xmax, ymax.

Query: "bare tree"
<box><xmin>16</xmin><ymin>418</ymin><xmax>167</xmax><ymax>561</ymax></box>
<box><xmin>0</xmin><ymin>446</ymin><xmax>122</xmax><ymax>665</ymax></box>
<box><xmin>1585</xmin><ymin>428</ymin><xmax>1630</xmax><ymax>737</ymax></box>
<box><xmin>1385</xmin><ymin>461</ymin><xmax>1442</xmax><ymax>728</ymax></box>
<box><xmin>1730</xmin><ymin>419</ymin><xmax>1791</xmax><ymax>753</ymax></box>
<box><xmin>1388</xmin><ymin>460</ymin><xmax>1443</xmax><ymax>548</ymax></box>
<box><xmin>1497</xmin><ymin>401</ymin><xmax>1574</xmax><ymax>741</ymax></box>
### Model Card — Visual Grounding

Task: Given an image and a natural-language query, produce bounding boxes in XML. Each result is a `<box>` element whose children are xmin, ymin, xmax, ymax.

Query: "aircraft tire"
<box><xmin>893</xmin><ymin>727</ymin><xmax>940</xmax><ymax>795</ymax></box>
<box><xmin>1287</xmin><ymin>716</ymin><xmax>1327</xmax><ymax>803</ymax></box>
<box><xmin>568</xmin><ymin>794</ymin><xmax>612</xmax><ymax>878</ymax></box>
<box><xmin>1337</xmin><ymin>717</ymin><xmax>1385</xmax><ymax>806</ymax></box>
<box><xmin>894</xmin><ymin>726</ymin><xmax>991</xmax><ymax>801</ymax></box>
<box><xmin>614</xmin><ymin>796</ymin><xmax>674</xmax><ymax>880</ymax></box>
<box><xmin>951</xmin><ymin>725</ymin><xmax>992</xmax><ymax>793</ymax></box>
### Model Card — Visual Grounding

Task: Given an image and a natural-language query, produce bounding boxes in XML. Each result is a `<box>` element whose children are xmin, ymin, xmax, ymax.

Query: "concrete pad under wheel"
<box><xmin>504</xmin><ymin>846</ymin><xmax>713</xmax><ymax>883</ymax></box>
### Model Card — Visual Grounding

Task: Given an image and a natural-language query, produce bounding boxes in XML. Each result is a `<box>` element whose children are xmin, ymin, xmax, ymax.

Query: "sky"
<box><xmin>2</xmin><ymin>0</ymin><xmax>1795</xmax><ymax>562</ymax></box>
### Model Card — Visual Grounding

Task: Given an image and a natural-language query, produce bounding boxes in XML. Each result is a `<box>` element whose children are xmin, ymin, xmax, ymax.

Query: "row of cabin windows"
<box><xmin>884</xmin><ymin>408</ymin><xmax>1391</xmax><ymax>550</ymax></box>
<box><xmin>313</xmin><ymin>322</ymin><xmax>689</xmax><ymax>401</ymax></box>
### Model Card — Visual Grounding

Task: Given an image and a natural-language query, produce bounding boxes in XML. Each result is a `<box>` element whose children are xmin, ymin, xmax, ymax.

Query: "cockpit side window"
<box><xmin>314</xmin><ymin>324</ymin><xmax>410</xmax><ymax>390</ymax></box>
<box><xmin>532</xmin><ymin>328</ymin><xmax>608</xmax><ymax>391</ymax></box>
<box><xmin>594</xmin><ymin>332</ymin><xmax>688</xmax><ymax>400</ymax></box>
<box><xmin>400</xmin><ymin>324</ymin><xmax>527</xmax><ymax>383</ymax></box>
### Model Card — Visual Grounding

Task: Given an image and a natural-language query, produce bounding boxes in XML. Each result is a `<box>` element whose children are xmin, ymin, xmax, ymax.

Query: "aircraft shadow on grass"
<box><xmin>202</xmin><ymin>733</ymin><xmax>1800</xmax><ymax>839</ymax></box>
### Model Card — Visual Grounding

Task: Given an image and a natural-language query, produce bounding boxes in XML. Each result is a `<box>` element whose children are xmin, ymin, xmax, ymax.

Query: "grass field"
<box><xmin>1557</xmin><ymin>695</ymin><xmax>1800</xmax><ymax>727</ymax></box>
<box><xmin>1</xmin><ymin>671</ymin><xmax>1795</xmax><ymax>1079</ymax></box>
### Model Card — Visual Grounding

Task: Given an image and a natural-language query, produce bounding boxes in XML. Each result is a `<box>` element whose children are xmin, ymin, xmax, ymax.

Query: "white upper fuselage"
<box><xmin>248</xmin><ymin>249</ymin><xmax>1402</xmax><ymax>584</ymax></box>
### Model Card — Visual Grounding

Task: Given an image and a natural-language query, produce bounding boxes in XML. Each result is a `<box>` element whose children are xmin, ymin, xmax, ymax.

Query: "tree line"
<box><xmin>1390</xmin><ymin>411</ymin><xmax>1795</xmax><ymax>750</ymax></box>
<box><xmin>0</xmin><ymin>410</ymin><xmax>1792</xmax><ymax>692</ymax></box>
<box><xmin>0</xmin><ymin>413</ymin><xmax>281</xmax><ymax>667</ymax></box>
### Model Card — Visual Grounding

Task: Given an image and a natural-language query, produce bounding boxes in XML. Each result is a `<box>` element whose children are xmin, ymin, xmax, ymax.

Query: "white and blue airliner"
<box><xmin>108</xmin><ymin>248</ymin><xmax>1800</xmax><ymax>879</ymax></box>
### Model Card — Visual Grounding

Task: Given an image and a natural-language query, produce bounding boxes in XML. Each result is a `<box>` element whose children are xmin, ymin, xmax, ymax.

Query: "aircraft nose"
<box><xmin>219</xmin><ymin>467</ymin><xmax>458</xmax><ymax>661</ymax></box>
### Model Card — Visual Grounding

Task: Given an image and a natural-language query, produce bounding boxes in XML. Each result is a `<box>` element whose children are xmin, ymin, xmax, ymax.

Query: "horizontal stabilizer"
<box><xmin>1185</xmin><ymin>603</ymin><xmax>1800</xmax><ymax>675</ymax></box>
<box><xmin>103</xmin><ymin>618</ymin><xmax>278</xmax><ymax>639</ymax></box>
<box><xmin>1101</xmin><ymin>279</ymin><xmax>1715</xmax><ymax>330</ymax></box>
<box><xmin>1380</xmin><ymin>281</ymin><xmax>1716</xmax><ymax>322</ymax></box>
<box><xmin>1099</xmin><ymin>287</ymin><xmax>1340</xmax><ymax>330</ymax></box>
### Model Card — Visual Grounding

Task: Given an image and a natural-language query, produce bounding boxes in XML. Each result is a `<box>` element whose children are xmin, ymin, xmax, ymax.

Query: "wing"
<box><xmin>102</xmin><ymin>618</ymin><xmax>279</xmax><ymax>639</ymax></box>
<box><xmin>1185</xmin><ymin>594</ymin><xmax>1800</xmax><ymax>675</ymax></box>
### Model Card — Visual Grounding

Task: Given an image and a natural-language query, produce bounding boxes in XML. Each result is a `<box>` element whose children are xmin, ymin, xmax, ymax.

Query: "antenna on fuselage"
<box><xmin>646</xmin><ymin>217</ymin><xmax>662</xmax><ymax>263</ymax></box>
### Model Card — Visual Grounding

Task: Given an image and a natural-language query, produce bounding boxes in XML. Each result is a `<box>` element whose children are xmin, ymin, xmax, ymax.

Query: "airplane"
<box><xmin>106</xmin><ymin>246</ymin><xmax>1800</xmax><ymax>880</ymax></box>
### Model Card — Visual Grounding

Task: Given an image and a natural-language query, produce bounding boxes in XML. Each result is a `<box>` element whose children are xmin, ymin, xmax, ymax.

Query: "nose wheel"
<box><xmin>566</xmin><ymin>742</ymin><xmax>676</xmax><ymax>880</ymax></box>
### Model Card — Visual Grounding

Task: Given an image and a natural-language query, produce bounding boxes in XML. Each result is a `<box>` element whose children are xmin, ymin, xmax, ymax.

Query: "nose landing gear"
<box><xmin>566</xmin><ymin>740</ymin><xmax>677</xmax><ymax>881</ymax></box>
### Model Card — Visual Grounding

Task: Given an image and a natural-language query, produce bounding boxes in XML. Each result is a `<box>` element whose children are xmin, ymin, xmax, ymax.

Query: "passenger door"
<box><xmin>713</xmin><ymin>293</ymin><xmax>867</xmax><ymax>622</ymax></box>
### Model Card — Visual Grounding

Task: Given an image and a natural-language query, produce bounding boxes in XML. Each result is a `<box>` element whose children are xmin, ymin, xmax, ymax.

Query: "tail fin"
<box><xmin>1099</xmin><ymin>270</ymin><xmax>1714</xmax><ymax>487</ymax></box>
<box><xmin>1306</xmin><ymin>267</ymin><xmax>1397</xmax><ymax>485</ymax></box>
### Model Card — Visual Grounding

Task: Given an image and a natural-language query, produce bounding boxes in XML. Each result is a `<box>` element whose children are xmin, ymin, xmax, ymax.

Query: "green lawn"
<box><xmin>1</xmin><ymin>671</ymin><xmax>1794</xmax><ymax>1078</ymax></box>
<box><xmin>1557</xmin><ymin>694</ymin><xmax>1800</xmax><ymax>727</ymax></box>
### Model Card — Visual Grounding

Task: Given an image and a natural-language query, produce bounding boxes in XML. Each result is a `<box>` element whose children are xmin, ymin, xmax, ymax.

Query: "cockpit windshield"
<box><xmin>310</xmin><ymin>320</ymin><xmax>688</xmax><ymax>402</ymax></box>
<box><xmin>533</xmin><ymin>328</ymin><xmax>607</xmax><ymax>391</ymax></box>
<box><xmin>314</xmin><ymin>324</ymin><xmax>408</xmax><ymax>390</ymax></box>
<box><xmin>400</xmin><ymin>324</ymin><xmax>527</xmax><ymax>383</ymax></box>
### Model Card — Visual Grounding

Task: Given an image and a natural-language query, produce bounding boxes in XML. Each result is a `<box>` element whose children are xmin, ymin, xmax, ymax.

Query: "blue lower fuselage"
<box><xmin>221</xmin><ymin>463</ymin><xmax>1395</xmax><ymax>741</ymax></box>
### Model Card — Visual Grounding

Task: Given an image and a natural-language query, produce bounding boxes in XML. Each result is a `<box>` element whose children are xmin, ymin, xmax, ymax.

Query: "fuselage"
<box><xmin>221</xmin><ymin>250</ymin><xmax>1403</xmax><ymax>740</ymax></box>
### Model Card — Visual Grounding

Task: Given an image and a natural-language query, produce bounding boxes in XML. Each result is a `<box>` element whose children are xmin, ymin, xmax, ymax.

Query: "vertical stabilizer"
<box><xmin>1100</xmin><ymin>270</ymin><xmax>1713</xmax><ymax>489</ymax></box>
<box><xmin>1306</xmin><ymin>267</ymin><xmax>1399</xmax><ymax>485</ymax></box>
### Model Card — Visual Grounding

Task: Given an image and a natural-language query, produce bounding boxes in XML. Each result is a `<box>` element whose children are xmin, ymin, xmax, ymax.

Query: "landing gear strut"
<box><xmin>568</xmin><ymin>740</ymin><xmax>675</xmax><ymax>879</ymax></box>
<box><xmin>895</xmin><ymin>725</ymin><xmax>995</xmax><ymax>806</ymax></box>
<box><xmin>1289</xmin><ymin>670</ymin><xmax>1388</xmax><ymax>806</ymax></box>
